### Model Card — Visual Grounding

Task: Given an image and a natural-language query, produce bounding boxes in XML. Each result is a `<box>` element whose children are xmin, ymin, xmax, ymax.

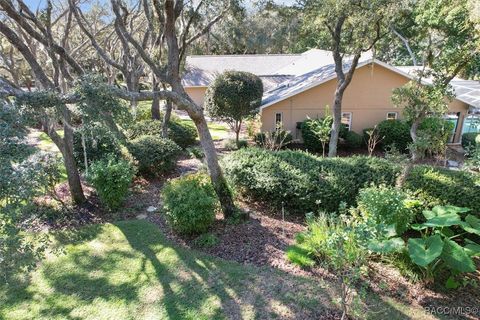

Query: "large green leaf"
<box><xmin>422</xmin><ymin>205</ymin><xmax>470</xmax><ymax>220</ymax></box>
<box><xmin>422</xmin><ymin>213</ymin><xmax>462</xmax><ymax>227</ymax></box>
<box><xmin>461</xmin><ymin>215</ymin><xmax>480</xmax><ymax>236</ymax></box>
<box><xmin>368</xmin><ymin>237</ymin><xmax>405</xmax><ymax>253</ymax></box>
<box><xmin>441</xmin><ymin>240</ymin><xmax>476</xmax><ymax>273</ymax></box>
<box><xmin>408</xmin><ymin>235</ymin><xmax>444</xmax><ymax>267</ymax></box>
<box><xmin>465</xmin><ymin>239</ymin><xmax>480</xmax><ymax>257</ymax></box>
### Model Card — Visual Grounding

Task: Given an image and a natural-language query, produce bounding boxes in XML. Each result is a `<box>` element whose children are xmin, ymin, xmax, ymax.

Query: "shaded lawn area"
<box><xmin>1</xmin><ymin>220</ymin><xmax>437</xmax><ymax>320</ymax></box>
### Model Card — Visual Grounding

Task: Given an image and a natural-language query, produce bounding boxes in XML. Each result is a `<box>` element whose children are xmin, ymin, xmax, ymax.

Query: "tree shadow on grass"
<box><xmin>1</xmin><ymin>220</ymin><xmax>420</xmax><ymax>320</ymax></box>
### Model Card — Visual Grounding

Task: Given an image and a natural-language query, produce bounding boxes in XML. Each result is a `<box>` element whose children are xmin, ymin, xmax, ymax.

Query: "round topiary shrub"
<box><xmin>128</xmin><ymin>135</ymin><xmax>180</xmax><ymax>176</ymax></box>
<box><xmin>377</xmin><ymin>119</ymin><xmax>411</xmax><ymax>152</ymax></box>
<box><xmin>87</xmin><ymin>155</ymin><xmax>135</xmax><ymax>210</ymax></box>
<box><xmin>162</xmin><ymin>172</ymin><xmax>218</xmax><ymax>234</ymax></box>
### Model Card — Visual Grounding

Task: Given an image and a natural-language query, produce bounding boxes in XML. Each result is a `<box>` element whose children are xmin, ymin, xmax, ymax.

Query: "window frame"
<box><xmin>386</xmin><ymin>112</ymin><xmax>398</xmax><ymax>120</ymax></box>
<box><xmin>274</xmin><ymin>112</ymin><xmax>283</xmax><ymax>127</ymax></box>
<box><xmin>341</xmin><ymin>112</ymin><xmax>352</xmax><ymax>131</ymax></box>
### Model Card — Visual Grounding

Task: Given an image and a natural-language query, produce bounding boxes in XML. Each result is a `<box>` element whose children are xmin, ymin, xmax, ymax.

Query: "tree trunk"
<box><xmin>61</xmin><ymin>109</ymin><xmax>86</xmax><ymax>205</ymax></box>
<box><xmin>396</xmin><ymin>118</ymin><xmax>422</xmax><ymax>187</ymax></box>
<box><xmin>235</xmin><ymin>120</ymin><xmax>241</xmax><ymax>144</ymax></box>
<box><xmin>328</xmin><ymin>87</ymin><xmax>344</xmax><ymax>157</ymax></box>
<box><xmin>190</xmin><ymin>112</ymin><xmax>236</xmax><ymax>218</ymax></box>
<box><xmin>410</xmin><ymin>119</ymin><xmax>421</xmax><ymax>162</ymax></box>
<box><xmin>162</xmin><ymin>99</ymin><xmax>172</xmax><ymax>138</ymax></box>
<box><xmin>151</xmin><ymin>78</ymin><xmax>161</xmax><ymax>120</ymax></box>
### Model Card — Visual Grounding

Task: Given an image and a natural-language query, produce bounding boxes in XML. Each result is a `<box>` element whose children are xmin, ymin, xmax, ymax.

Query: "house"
<box><xmin>182</xmin><ymin>49</ymin><xmax>480</xmax><ymax>144</ymax></box>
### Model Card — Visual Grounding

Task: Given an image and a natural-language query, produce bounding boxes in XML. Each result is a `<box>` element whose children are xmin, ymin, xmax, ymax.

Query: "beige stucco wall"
<box><xmin>185</xmin><ymin>86</ymin><xmax>207</xmax><ymax>106</ymax></box>
<box><xmin>261</xmin><ymin>64</ymin><xmax>469</xmax><ymax>143</ymax></box>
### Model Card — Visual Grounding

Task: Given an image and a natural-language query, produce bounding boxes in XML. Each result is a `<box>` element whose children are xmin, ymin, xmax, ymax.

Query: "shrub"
<box><xmin>224</xmin><ymin>138</ymin><xmax>248</xmax><ymax>151</ymax></box>
<box><xmin>128</xmin><ymin>119</ymin><xmax>197</xmax><ymax>148</ymax></box>
<box><xmin>222</xmin><ymin>148</ymin><xmax>400</xmax><ymax>214</ymax></box>
<box><xmin>162</xmin><ymin>172</ymin><xmax>218</xmax><ymax>234</ymax></box>
<box><xmin>343</xmin><ymin>131</ymin><xmax>363</xmax><ymax>149</ymax></box>
<box><xmin>462</xmin><ymin>132</ymin><xmax>479</xmax><ymax>150</ymax></box>
<box><xmin>377</xmin><ymin>119</ymin><xmax>411</xmax><ymax>152</ymax></box>
<box><xmin>186</xmin><ymin>146</ymin><xmax>204</xmax><ymax>159</ymax></box>
<box><xmin>128</xmin><ymin>135</ymin><xmax>180</xmax><ymax>176</ymax></box>
<box><xmin>87</xmin><ymin>156</ymin><xmax>135</xmax><ymax>210</ymax></box>
<box><xmin>73</xmin><ymin>125</ymin><xmax>121</xmax><ymax>170</ymax></box>
<box><xmin>405</xmin><ymin>165</ymin><xmax>480</xmax><ymax>216</ymax></box>
<box><xmin>168</xmin><ymin>121</ymin><xmax>198</xmax><ymax>148</ymax></box>
<box><xmin>254</xmin><ymin>129</ymin><xmax>292</xmax><ymax>150</ymax></box>
<box><xmin>301</xmin><ymin>118</ymin><xmax>347</xmax><ymax>152</ymax></box>
<box><xmin>356</xmin><ymin>185</ymin><xmax>417</xmax><ymax>234</ymax></box>
<box><xmin>417</xmin><ymin>117</ymin><xmax>454</xmax><ymax>157</ymax></box>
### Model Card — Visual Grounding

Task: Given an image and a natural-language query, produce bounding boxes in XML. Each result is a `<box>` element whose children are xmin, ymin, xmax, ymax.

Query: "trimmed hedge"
<box><xmin>222</xmin><ymin>148</ymin><xmax>400</xmax><ymax>213</ymax></box>
<box><xmin>462</xmin><ymin>132</ymin><xmax>480</xmax><ymax>150</ymax></box>
<box><xmin>344</xmin><ymin>131</ymin><xmax>364</xmax><ymax>149</ymax></box>
<box><xmin>223</xmin><ymin>148</ymin><xmax>480</xmax><ymax>216</ymax></box>
<box><xmin>405</xmin><ymin>165</ymin><xmax>480</xmax><ymax>215</ymax></box>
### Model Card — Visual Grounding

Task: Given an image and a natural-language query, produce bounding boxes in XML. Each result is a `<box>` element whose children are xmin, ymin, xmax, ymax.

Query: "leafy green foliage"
<box><xmin>405</xmin><ymin>165</ymin><xmax>480</xmax><ymax>216</ymax></box>
<box><xmin>416</xmin><ymin>117</ymin><xmax>454</xmax><ymax>157</ymax></box>
<box><xmin>462</xmin><ymin>132</ymin><xmax>479</xmax><ymax>150</ymax></box>
<box><xmin>127</xmin><ymin>119</ymin><xmax>197</xmax><ymax>149</ymax></box>
<box><xmin>194</xmin><ymin>233</ymin><xmax>220</xmax><ymax>248</ymax></box>
<box><xmin>356</xmin><ymin>185</ymin><xmax>417</xmax><ymax>235</ymax></box>
<box><xmin>376</xmin><ymin>120</ymin><xmax>411</xmax><ymax>152</ymax></box>
<box><xmin>73</xmin><ymin>124</ymin><xmax>122</xmax><ymax>170</ymax></box>
<box><xmin>287</xmin><ymin>214</ymin><xmax>367</xmax><ymax>271</ymax></box>
<box><xmin>87</xmin><ymin>156</ymin><xmax>135</xmax><ymax>210</ymax></box>
<box><xmin>204</xmin><ymin>71</ymin><xmax>263</xmax><ymax>141</ymax></box>
<box><xmin>344</xmin><ymin>131</ymin><xmax>364</xmax><ymax>149</ymax></box>
<box><xmin>301</xmin><ymin>117</ymin><xmax>347</xmax><ymax>153</ymax></box>
<box><xmin>222</xmin><ymin>148</ymin><xmax>400</xmax><ymax>214</ymax></box>
<box><xmin>162</xmin><ymin>173</ymin><xmax>218</xmax><ymax>235</ymax></box>
<box><xmin>128</xmin><ymin>135</ymin><xmax>180</xmax><ymax>176</ymax></box>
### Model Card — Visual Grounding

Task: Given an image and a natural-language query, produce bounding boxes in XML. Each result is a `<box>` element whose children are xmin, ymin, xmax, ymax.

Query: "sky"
<box><xmin>22</xmin><ymin>0</ymin><xmax>297</xmax><ymax>10</ymax></box>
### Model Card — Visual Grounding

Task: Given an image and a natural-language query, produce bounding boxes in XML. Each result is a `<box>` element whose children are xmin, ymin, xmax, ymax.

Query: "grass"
<box><xmin>0</xmin><ymin>220</ymin><xmax>438</xmax><ymax>320</ymax></box>
<box><xmin>178</xmin><ymin>119</ymin><xmax>230</xmax><ymax>140</ymax></box>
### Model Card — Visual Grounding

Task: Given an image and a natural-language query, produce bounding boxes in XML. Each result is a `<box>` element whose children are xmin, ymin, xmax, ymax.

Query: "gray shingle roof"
<box><xmin>261</xmin><ymin>55</ymin><xmax>373</xmax><ymax>108</ymax></box>
<box><xmin>181</xmin><ymin>49</ymin><xmax>335</xmax><ymax>87</ymax></box>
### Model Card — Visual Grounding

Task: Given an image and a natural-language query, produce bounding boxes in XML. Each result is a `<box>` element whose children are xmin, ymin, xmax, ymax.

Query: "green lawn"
<box><xmin>1</xmin><ymin>220</ymin><xmax>437</xmax><ymax>320</ymax></box>
<box><xmin>178</xmin><ymin>119</ymin><xmax>230</xmax><ymax>140</ymax></box>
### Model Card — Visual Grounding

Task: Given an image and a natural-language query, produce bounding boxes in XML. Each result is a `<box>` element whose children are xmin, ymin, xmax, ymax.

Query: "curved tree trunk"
<box><xmin>189</xmin><ymin>111</ymin><xmax>236</xmax><ymax>218</ymax></box>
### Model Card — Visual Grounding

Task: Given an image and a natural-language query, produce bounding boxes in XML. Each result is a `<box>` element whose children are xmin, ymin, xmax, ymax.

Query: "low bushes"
<box><xmin>300</xmin><ymin>117</ymin><xmax>347</xmax><ymax>152</ymax></box>
<box><xmin>222</xmin><ymin>148</ymin><xmax>400</xmax><ymax>213</ymax></box>
<box><xmin>87</xmin><ymin>156</ymin><xmax>135</xmax><ymax>210</ymax></box>
<box><xmin>162</xmin><ymin>172</ymin><xmax>218</xmax><ymax>234</ymax></box>
<box><xmin>462</xmin><ymin>132</ymin><xmax>479</xmax><ymax>149</ymax></box>
<box><xmin>344</xmin><ymin>131</ymin><xmax>363</xmax><ymax>149</ymax></box>
<box><xmin>376</xmin><ymin>119</ymin><xmax>411</xmax><ymax>152</ymax></box>
<box><xmin>128</xmin><ymin>119</ymin><xmax>197</xmax><ymax>148</ymax></box>
<box><xmin>356</xmin><ymin>185</ymin><xmax>418</xmax><ymax>234</ymax></box>
<box><xmin>405</xmin><ymin>165</ymin><xmax>480</xmax><ymax>215</ymax></box>
<box><xmin>128</xmin><ymin>135</ymin><xmax>180</xmax><ymax>176</ymax></box>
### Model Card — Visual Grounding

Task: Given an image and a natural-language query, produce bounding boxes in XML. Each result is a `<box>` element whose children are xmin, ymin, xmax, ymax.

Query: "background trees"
<box><xmin>204</xmin><ymin>71</ymin><xmax>263</xmax><ymax>144</ymax></box>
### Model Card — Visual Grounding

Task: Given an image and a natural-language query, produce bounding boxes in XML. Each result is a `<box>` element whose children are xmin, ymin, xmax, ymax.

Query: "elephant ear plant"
<box><xmin>369</xmin><ymin>205</ymin><xmax>480</xmax><ymax>287</ymax></box>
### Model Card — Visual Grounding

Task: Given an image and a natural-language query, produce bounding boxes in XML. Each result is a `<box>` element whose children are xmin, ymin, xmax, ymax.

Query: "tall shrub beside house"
<box><xmin>205</xmin><ymin>71</ymin><xmax>263</xmax><ymax>145</ymax></box>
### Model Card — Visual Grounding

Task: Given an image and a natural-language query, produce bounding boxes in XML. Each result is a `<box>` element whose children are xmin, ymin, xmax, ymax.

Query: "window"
<box><xmin>341</xmin><ymin>112</ymin><xmax>352</xmax><ymax>131</ymax></box>
<box><xmin>386</xmin><ymin>112</ymin><xmax>398</xmax><ymax>120</ymax></box>
<box><xmin>275</xmin><ymin>112</ymin><xmax>283</xmax><ymax>127</ymax></box>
